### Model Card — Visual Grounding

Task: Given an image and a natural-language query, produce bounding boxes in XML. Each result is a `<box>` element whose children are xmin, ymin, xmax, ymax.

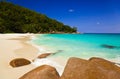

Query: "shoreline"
<box><xmin>29</xmin><ymin>34</ymin><xmax>65</xmax><ymax>75</ymax></box>
<box><xmin>12</xmin><ymin>35</ymin><xmax>39</xmax><ymax>60</ymax></box>
<box><xmin>0</xmin><ymin>34</ymin><xmax>120</xmax><ymax>79</ymax></box>
<box><xmin>0</xmin><ymin>34</ymin><xmax>65</xmax><ymax>79</ymax></box>
<box><xmin>0</xmin><ymin>34</ymin><xmax>39</xmax><ymax>79</ymax></box>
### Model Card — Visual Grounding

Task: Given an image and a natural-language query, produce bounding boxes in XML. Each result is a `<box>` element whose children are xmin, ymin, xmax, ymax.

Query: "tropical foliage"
<box><xmin>0</xmin><ymin>1</ymin><xmax>77</xmax><ymax>33</ymax></box>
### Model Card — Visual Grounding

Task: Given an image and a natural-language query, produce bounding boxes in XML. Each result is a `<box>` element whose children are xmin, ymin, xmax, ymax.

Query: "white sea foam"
<box><xmin>32</xmin><ymin>58</ymin><xmax>64</xmax><ymax>76</ymax></box>
<box><xmin>30</xmin><ymin>35</ymin><xmax>64</xmax><ymax>75</ymax></box>
<box><xmin>30</xmin><ymin>34</ymin><xmax>120</xmax><ymax>75</ymax></box>
<box><xmin>110</xmin><ymin>55</ymin><xmax>120</xmax><ymax>63</ymax></box>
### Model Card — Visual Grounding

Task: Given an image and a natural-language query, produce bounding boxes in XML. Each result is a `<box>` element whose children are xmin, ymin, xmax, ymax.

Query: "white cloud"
<box><xmin>68</xmin><ymin>9</ymin><xmax>74</xmax><ymax>12</ymax></box>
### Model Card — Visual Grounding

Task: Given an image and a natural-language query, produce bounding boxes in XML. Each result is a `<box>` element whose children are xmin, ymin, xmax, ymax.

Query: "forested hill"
<box><xmin>0</xmin><ymin>1</ymin><xmax>77</xmax><ymax>33</ymax></box>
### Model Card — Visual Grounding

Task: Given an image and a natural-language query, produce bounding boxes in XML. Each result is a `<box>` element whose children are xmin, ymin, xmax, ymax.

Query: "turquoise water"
<box><xmin>32</xmin><ymin>34</ymin><xmax>120</xmax><ymax>60</ymax></box>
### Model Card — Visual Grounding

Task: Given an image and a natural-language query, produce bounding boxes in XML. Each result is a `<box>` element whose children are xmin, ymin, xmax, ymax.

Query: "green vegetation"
<box><xmin>0</xmin><ymin>1</ymin><xmax>77</xmax><ymax>33</ymax></box>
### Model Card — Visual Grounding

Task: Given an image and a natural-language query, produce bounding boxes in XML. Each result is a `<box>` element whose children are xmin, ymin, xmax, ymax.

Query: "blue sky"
<box><xmin>7</xmin><ymin>0</ymin><xmax>120</xmax><ymax>33</ymax></box>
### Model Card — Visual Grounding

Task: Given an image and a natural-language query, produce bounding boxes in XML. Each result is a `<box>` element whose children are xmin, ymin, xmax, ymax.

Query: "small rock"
<box><xmin>10</xmin><ymin>58</ymin><xmax>31</xmax><ymax>67</ymax></box>
<box><xmin>37</xmin><ymin>53</ymin><xmax>51</xmax><ymax>58</ymax></box>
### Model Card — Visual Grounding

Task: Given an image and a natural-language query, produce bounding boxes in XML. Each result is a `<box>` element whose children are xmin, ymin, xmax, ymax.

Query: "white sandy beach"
<box><xmin>0</xmin><ymin>34</ymin><xmax>39</xmax><ymax>79</ymax></box>
<box><xmin>0</xmin><ymin>34</ymin><xmax>65</xmax><ymax>79</ymax></box>
<box><xmin>0</xmin><ymin>34</ymin><xmax>118</xmax><ymax>79</ymax></box>
<box><xmin>0</xmin><ymin>34</ymin><xmax>120</xmax><ymax>79</ymax></box>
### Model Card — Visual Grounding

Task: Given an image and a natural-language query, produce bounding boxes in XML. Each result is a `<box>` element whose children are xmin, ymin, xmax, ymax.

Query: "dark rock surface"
<box><xmin>37</xmin><ymin>53</ymin><xmax>51</xmax><ymax>58</ymax></box>
<box><xmin>101</xmin><ymin>44</ymin><xmax>117</xmax><ymax>49</ymax></box>
<box><xmin>10</xmin><ymin>58</ymin><xmax>31</xmax><ymax>67</ymax></box>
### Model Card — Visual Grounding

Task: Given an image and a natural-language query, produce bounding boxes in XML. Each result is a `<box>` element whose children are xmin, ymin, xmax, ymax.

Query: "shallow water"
<box><xmin>31</xmin><ymin>34</ymin><xmax>120</xmax><ymax>60</ymax></box>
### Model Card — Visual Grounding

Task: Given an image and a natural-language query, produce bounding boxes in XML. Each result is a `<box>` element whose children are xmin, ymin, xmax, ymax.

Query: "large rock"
<box><xmin>60</xmin><ymin>57</ymin><xmax>120</xmax><ymax>79</ymax></box>
<box><xmin>37</xmin><ymin>53</ymin><xmax>51</xmax><ymax>58</ymax></box>
<box><xmin>19</xmin><ymin>65</ymin><xmax>60</xmax><ymax>79</ymax></box>
<box><xmin>89</xmin><ymin>57</ymin><xmax>118</xmax><ymax>69</ymax></box>
<box><xmin>10</xmin><ymin>58</ymin><xmax>31</xmax><ymax>67</ymax></box>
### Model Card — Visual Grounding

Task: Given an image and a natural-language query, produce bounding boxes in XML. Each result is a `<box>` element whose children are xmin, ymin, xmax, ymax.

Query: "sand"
<box><xmin>1</xmin><ymin>34</ymin><xmax>119</xmax><ymax>79</ymax></box>
<box><xmin>0</xmin><ymin>34</ymin><xmax>39</xmax><ymax>79</ymax></box>
<box><xmin>0</xmin><ymin>34</ymin><xmax>66</xmax><ymax>79</ymax></box>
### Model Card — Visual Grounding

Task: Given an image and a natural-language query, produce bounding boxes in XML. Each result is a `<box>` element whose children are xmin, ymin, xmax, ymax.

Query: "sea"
<box><xmin>31</xmin><ymin>33</ymin><xmax>120</xmax><ymax>74</ymax></box>
<box><xmin>31</xmin><ymin>33</ymin><xmax>120</xmax><ymax>59</ymax></box>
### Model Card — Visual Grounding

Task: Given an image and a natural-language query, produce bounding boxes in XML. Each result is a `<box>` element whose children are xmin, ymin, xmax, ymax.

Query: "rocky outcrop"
<box><xmin>10</xmin><ymin>58</ymin><xmax>31</xmax><ymax>67</ymax></box>
<box><xmin>19</xmin><ymin>65</ymin><xmax>60</xmax><ymax>79</ymax></box>
<box><xmin>60</xmin><ymin>57</ymin><xmax>120</xmax><ymax>79</ymax></box>
<box><xmin>101</xmin><ymin>44</ymin><xmax>117</xmax><ymax>49</ymax></box>
<box><xmin>37</xmin><ymin>53</ymin><xmax>51</xmax><ymax>58</ymax></box>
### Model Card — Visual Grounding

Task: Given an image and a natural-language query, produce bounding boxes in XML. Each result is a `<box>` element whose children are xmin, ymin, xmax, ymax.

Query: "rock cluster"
<box><xmin>19</xmin><ymin>57</ymin><xmax>120</xmax><ymax>79</ymax></box>
<box><xmin>61</xmin><ymin>57</ymin><xmax>120</xmax><ymax>79</ymax></box>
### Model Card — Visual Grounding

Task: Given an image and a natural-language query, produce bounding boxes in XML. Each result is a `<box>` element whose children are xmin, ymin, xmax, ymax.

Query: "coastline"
<box><xmin>0</xmin><ymin>34</ymin><xmax>39</xmax><ymax>79</ymax></box>
<box><xmin>30</xmin><ymin>35</ymin><xmax>65</xmax><ymax>75</ymax></box>
<box><xmin>0</xmin><ymin>34</ymin><xmax>65</xmax><ymax>79</ymax></box>
<box><xmin>0</xmin><ymin>34</ymin><xmax>120</xmax><ymax>79</ymax></box>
